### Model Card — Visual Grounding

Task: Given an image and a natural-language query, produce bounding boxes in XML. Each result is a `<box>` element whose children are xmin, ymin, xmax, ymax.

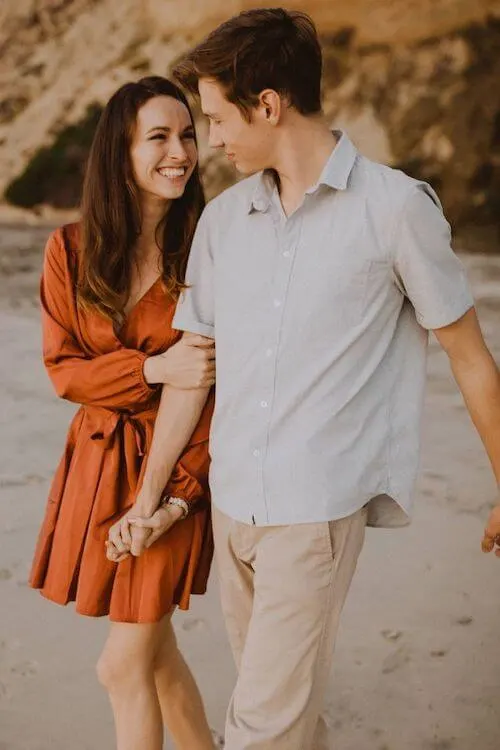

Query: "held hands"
<box><xmin>105</xmin><ymin>503</ymin><xmax>183</xmax><ymax>563</ymax></box>
<box><xmin>482</xmin><ymin>503</ymin><xmax>500</xmax><ymax>557</ymax></box>
<box><xmin>144</xmin><ymin>334</ymin><xmax>215</xmax><ymax>389</ymax></box>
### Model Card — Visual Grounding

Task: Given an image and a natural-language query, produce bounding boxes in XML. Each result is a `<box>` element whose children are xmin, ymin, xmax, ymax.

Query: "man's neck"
<box><xmin>272</xmin><ymin>119</ymin><xmax>338</xmax><ymax>217</ymax></box>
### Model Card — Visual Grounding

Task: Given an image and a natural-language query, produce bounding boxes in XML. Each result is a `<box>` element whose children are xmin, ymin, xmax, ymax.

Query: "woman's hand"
<box><xmin>144</xmin><ymin>334</ymin><xmax>215</xmax><ymax>389</ymax></box>
<box><xmin>105</xmin><ymin>503</ymin><xmax>184</xmax><ymax>562</ymax></box>
<box><xmin>105</xmin><ymin>507</ymin><xmax>153</xmax><ymax>563</ymax></box>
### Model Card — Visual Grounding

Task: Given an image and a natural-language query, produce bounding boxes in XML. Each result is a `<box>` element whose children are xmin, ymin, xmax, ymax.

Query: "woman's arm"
<box><xmin>42</xmin><ymin>229</ymin><xmax>214</xmax><ymax>409</ymax></box>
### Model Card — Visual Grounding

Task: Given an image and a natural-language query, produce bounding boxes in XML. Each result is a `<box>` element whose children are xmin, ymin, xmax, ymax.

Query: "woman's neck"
<box><xmin>135</xmin><ymin>194</ymin><xmax>170</xmax><ymax>261</ymax></box>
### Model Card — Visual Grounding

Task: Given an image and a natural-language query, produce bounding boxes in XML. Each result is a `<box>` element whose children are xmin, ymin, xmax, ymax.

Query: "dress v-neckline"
<box><xmin>113</xmin><ymin>275</ymin><xmax>163</xmax><ymax>338</ymax></box>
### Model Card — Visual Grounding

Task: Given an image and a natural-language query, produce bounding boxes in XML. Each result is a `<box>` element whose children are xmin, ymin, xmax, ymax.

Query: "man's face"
<box><xmin>199</xmin><ymin>78</ymin><xmax>275</xmax><ymax>175</ymax></box>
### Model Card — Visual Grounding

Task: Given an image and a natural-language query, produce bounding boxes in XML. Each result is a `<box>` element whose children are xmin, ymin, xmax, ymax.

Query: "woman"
<box><xmin>29</xmin><ymin>77</ymin><xmax>217</xmax><ymax>750</ymax></box>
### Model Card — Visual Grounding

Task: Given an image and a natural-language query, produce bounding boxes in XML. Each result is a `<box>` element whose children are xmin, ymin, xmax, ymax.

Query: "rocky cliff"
<box><xmin>1</xmin><ymin>0</ymin><xmax>500</xmax><ymax>237</ymax></box>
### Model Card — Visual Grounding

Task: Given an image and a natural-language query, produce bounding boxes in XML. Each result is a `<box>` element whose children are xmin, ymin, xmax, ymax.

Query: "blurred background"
<box><xmin>1</xmin><ymin>0</ymin><xmax>500</xmax><ymax>237</ymax></box>
<box><xmin>1</xmin><ymin>3</ymin><xmax>500</xmax><ymax>750</ymax></box>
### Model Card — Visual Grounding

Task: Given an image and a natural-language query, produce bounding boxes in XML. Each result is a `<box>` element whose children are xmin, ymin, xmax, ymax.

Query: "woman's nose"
<box><xmin>167</xmin><ymin>136</ymin><xmax>188</xmax><ymax>161</ymax></box>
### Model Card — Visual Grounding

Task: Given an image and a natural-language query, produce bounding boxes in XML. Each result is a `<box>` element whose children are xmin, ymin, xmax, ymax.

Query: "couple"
<box><xmin>29</xmin><ymin>8</ymin><xmax>500</xmax><ymax>750</ymax></box>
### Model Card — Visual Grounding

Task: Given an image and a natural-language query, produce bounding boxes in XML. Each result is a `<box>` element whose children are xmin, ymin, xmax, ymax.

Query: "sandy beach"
<box><xmin>1</xmin><ymin>224</ymin><xmax>500</xmax><ymax>750</ymax></box>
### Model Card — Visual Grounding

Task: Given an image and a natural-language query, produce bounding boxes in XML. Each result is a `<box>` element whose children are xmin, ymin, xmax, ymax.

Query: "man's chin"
<box><xmin>232</xmin><ymin>161</ymin><xmax>260</xmax><ymax>176</ymax></box>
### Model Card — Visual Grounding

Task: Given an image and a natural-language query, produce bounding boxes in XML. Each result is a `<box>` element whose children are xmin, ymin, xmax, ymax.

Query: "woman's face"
<box><xmin>130</xmin><ymin>95</ymin><xmax>198</xmax><ymax>205</ymax></box>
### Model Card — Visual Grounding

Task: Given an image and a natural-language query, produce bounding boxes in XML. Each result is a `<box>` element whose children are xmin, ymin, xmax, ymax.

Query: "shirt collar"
<box><xmin>248</xmin><ymin>130</ymin><xmax>358</xmax><ymax>214</ymax></box>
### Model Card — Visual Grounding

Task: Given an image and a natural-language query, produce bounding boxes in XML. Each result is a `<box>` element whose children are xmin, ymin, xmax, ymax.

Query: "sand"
<box><xmin>0</xmin><ymin>224</ymin><xmax>499</xmax><ymax>749</ymax></box>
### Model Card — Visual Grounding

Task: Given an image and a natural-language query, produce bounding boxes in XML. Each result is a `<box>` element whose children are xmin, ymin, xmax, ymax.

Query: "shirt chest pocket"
<box><xmin>291</xmin><ymin>256</ymin><xmax>393</xmax><ymax>332</ymax></box>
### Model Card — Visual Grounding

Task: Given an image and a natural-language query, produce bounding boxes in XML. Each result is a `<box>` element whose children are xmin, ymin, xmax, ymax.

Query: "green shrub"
<box><xmin>5</xmin><ymin>103</ymin><xmax>103</xmax><ymax>209</ymax></box>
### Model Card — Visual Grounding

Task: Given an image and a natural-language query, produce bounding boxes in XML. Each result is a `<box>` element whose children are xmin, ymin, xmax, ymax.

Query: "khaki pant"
<box><xmin>212</xmin><ymin>505</ymin><xmax>368</xmax><ymax>750</ymax></box>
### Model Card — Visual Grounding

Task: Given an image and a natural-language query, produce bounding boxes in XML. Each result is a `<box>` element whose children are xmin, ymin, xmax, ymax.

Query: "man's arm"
<box><xmin>108</xmin><ymin>203</ymin><xmax>217</xmax><ymax>559</ymax></box>
<box><xmin>135</xmin><ymin>377</ymin><xmax>212</xmax><ymax>517</ymax></box>
<box><xmin>433</xmin><ymin>308</ymin><xmax>500</xmax><ymax>553</ymax></box>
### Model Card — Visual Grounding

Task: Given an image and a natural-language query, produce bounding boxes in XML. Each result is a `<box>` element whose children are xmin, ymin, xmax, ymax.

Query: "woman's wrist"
<box><xmin>162</xmin><ymin>502</ymin><xmax>185</xmax><ymax>522</ymax></box>
<box><xmin>162</xmin><ymin>496</ymin><xmax>189</xmax><ymax>519</ymax></box>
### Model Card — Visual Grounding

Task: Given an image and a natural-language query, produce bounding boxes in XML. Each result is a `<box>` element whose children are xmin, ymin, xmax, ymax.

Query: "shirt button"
<box><xmin>260</xmin><ymin>400</ymin><xmax>268</xmax><ymax>408</ymax></box>
<box><xmin>265</xmin><ymin>348</ymin><xmax>273</xmax><ymax>357</ymax></box>
<box><xmin>273</xmin><ymin>299</ymin><xmax>282</xmax><ymax>308</ymax></box>
<box><xmin>283</xmin><ymin>250</ymin><xmax>291</xmax><ymax>258</ymax></box>
<box><xmin>253</xmin><ymin>449</ymin><xmax>261</xmax><ymax>457</ymax></box>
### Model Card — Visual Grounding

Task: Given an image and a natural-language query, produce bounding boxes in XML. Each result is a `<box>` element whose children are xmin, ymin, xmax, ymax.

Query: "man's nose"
<box><xmin>208</xmin><ymin>124</ymin><xmax>223</xmax><ymax>149</ymax></box>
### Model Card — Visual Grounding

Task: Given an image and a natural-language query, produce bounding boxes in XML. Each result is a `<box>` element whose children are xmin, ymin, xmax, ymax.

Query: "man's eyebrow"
<box><xmin>145</xmin><ymin>125</ymin><xmax>195</xmax><ymax>134</ymax></box>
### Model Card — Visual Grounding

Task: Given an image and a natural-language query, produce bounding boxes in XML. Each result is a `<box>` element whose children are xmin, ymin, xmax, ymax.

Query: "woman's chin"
<box><xmin>143</xmin><ymin>184</ymin><xmax>187</xmax><ymax>203</ymax></box>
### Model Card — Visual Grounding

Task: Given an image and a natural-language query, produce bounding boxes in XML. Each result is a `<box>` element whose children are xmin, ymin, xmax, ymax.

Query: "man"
<box><xmin>111</xmin><ymin>8</ymin><xmax>500</xmax><ymax>749</ymax></box>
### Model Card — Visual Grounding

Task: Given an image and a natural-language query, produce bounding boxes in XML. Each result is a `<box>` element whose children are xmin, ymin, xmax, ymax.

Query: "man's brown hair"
<box><xmin>173</xmin><ymin>8</ymin><xmax>323</xmax><ymax>119</ymax></box>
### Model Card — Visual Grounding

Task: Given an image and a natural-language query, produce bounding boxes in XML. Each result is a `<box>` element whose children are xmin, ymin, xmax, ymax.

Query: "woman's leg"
<box><xmin>154</xmin><ymin>614</ymin><xmax>214</xmax><ymax>750</ymax></box>
<box><xmin>97</xmin><ymin>620</ymin><xmax>165</xmax><ymax>750</ymax></box>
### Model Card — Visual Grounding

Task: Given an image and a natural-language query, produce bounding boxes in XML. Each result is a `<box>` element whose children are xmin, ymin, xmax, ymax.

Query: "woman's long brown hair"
<box><xmin>78</xmin><ymin>76</ymin><xmax>205</xmax><ymax>323</ymax></box>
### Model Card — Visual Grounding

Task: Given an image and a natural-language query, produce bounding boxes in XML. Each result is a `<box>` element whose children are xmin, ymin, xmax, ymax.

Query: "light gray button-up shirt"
<box><xmin>173</xmin><ymin>132</ymin><xmax>474</xmax><ymax>528</ymax></box>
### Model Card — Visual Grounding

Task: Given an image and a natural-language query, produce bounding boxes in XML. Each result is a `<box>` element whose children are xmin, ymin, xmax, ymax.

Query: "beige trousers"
<box><xmin>212</xmin><ymin>505</ymin><xmax>368</xmax><ymax>750</ymax></box>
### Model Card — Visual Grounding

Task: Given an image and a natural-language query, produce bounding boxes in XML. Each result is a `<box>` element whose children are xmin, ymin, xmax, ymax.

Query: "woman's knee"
<box><xmin>96</xmin><ymin>649</ymin><xmax>124</xmax><ymax>691</ymax></box>
<box><xmin>97</xmin><ymin>645</ymin><xmax>152</xmax><ymax>692</ymax></box>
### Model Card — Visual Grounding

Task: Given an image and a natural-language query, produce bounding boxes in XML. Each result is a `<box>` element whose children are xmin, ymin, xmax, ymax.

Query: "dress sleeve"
<box><xmin>163</xmin><ymin>391</ymin><xmax>214</xmax><ymax>511</ymax></box>
<box><xmin>42</xmin><ymin>228</ymin><xmax>157</xmax><ymax>409</ymax></box>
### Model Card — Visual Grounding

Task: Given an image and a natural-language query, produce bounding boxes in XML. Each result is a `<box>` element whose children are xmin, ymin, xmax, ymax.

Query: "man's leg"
<box><xmin>215</xmin><ymin>506</ymin><xmax>367</xmax><ymax>750</ymax></box>
<box><xmin>212</xmin><ymin>506</ymin><xmax>256</xmax><ymax>669</ymax></box>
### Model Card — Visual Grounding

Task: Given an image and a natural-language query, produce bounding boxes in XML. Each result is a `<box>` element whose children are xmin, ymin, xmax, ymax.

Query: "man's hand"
<box><xmin>129</xmin><ymin>503</ymin><xmax>184</xmax><ymax>549</ymax></box>
<box><xmin>482</xmin><ymin>503</ymin><xmax>500</xmax><ymax>556</ymax></box>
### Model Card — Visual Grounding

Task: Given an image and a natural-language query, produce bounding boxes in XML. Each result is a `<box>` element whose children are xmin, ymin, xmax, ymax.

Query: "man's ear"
<box><xmin>258</xmin><ymin>89</ymin><xmax>282</xmax><ymax>126</ymax></box>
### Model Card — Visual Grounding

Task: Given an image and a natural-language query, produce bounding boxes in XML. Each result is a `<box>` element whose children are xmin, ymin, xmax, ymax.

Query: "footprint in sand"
<box><xmin>181</xmin><ymin>617</ymin><xmax>208</xmax><ymax>633</ymax></box>
<box><xmin>211</xmin><ymin>729</ymin><xmax>224</xmax><ymax>748</ymax></box>
<box><xmin>0</xmin><ymin>472</ymin><xmax>45</xmax><ymax>488</ymax></box>
<box><xmin>10</xmin><ymin>660</ymin><xmax>38</xmax><ymax>677</ymax></box>
<box><xmin>426</xmin><ymin>740</ymin><xmax>456</xmax><ymax>750</ymax></box>
<box><xmin>455</xmin><ymin>615</ymin><xmax>473</xmax><ymax>626</ymax></box>
<box><xmin>0</xmin><ymin>681</ymin><xmax>12</xmax><ymax>701</ymax></box>
<box><xmin>381</xmin><ymin>645</ymin><xmax>411</xmax><ymax>674</ymax></box>
<box><xmin>381</xmin><ymin>629</ymin><xmax>403</xmax><ymax>642</ymax></box>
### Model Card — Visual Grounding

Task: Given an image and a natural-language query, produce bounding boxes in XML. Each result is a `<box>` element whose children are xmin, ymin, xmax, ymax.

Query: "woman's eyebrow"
<box><xmin>145</xmin><ymin>125</ymin><xmax>194</xmax><ymax>135</ymax></box>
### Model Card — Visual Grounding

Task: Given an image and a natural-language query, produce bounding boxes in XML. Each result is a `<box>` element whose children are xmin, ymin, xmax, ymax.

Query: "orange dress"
<box><xmin>29</xmin><ymin>224</ymin><xmax>214</xmax><ymax>623</ymax></box>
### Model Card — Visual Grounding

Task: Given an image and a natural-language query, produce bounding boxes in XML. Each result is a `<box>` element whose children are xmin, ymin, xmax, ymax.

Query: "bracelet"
<box><xmin>162</xmin><ymin>496</ymin><xmax>189</xmax><ymax>519</ymax></box>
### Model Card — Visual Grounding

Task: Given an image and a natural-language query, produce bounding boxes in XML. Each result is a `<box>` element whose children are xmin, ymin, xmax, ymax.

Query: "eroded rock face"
<box><xmin>1</xmin><ymin>1</ymin><xmax>499</xmax><ymax>236</ymax></box>
<box><xmin>323</xmin><ymin>17</ymin><xmax>500</xmax><ymax>227</ymax></box>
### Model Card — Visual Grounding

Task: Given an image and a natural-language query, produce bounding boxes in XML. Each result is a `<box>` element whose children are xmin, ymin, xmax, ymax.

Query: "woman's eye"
<box><xmin>183</xmin><ymin>133</ymin><xmax>195</xmax><ymax>140</ymax></box>
<box><xmin>149</xmin><ymin>134</ymin><xmax>165</xmax><ymax>140</ymax></box>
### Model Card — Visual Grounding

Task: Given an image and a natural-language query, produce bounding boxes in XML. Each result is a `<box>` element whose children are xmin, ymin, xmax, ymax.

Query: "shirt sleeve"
<box><xmin>42</xmin><ymin>228</ymin><xmax>157</xmax><ymax>409</ymax></box>
<box><xmin>392</xmin><ymin>184</ymin><xmax>474</xmax><ymax>330</ymax></box>
<box><xmin>172</xmin><ymin>203</ymin><xmax>215</xmax><ymax>338</ymax></box>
